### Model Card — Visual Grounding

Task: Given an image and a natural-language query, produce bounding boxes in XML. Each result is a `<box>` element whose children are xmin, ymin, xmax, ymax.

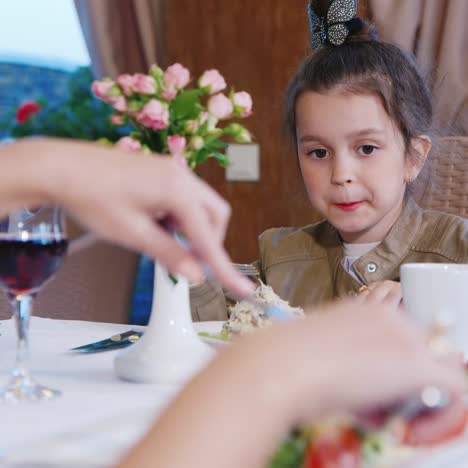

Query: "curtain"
<box><xmin>369</xmin><ymin>0</ymin><xmax>468</xmax><ymax>135</ymax></box>
<box><xmin>74</xmin><ymin>0</ymin><xmax>166</xmax><ymax>78</ymax></box>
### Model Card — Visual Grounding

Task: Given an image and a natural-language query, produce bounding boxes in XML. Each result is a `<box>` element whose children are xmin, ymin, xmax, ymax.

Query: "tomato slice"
<box><xmin>403</xmin><ymin>399</ymin><xmax>468</xmax><ymax>447</ymax></box>
<box><xmin>304</xmin><ymin>427</ymin><xmax>361</xmax><ymax>468</ymax></box>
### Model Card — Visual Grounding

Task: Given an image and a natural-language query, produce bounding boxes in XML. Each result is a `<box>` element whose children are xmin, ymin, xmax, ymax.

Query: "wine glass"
<box><xmin>0</xmin><ymin>205</ymin><xmax>68</xmax><ymax>403</ymax></box>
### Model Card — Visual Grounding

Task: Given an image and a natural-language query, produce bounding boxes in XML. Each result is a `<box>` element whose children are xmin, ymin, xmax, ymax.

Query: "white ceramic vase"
<box><xmin>114</xmin><ymin>262</ymin><xmax>215</xmax><ymax>385</ymax></box>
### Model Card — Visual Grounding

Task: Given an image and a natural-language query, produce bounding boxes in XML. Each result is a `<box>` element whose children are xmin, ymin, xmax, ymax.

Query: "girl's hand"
<box><xmin>356</xmin><ymin>280</ymin><xmax>402</xmax><ymax>308</ymax></box>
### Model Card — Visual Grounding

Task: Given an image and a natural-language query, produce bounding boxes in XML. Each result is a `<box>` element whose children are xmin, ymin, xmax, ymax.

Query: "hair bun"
<box><xmin>308</xmin><ymin>0</ymin><xmax>378</xmax><ymax>49</ymax></box>
<box><xmin>345</xmin><ymin>18</ymin><xmax>379</xmax><ymax>43</ymax></box>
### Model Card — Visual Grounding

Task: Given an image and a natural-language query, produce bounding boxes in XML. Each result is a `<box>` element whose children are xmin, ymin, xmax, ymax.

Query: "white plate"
<box><xmin>194</xmin><ymin>321</ymin><xmax>228</xmax><ymax>348</ymax></box>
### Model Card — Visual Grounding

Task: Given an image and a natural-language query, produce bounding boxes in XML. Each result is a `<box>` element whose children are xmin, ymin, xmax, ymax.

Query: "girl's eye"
<box><xmin>307</xmin><ymin>148</ymin><xmax>329</xmax><ymax>159</ymax></box>
<box><xmin>358</xmin><ymin>144</ymin><xmax>378</xmax><ymax>156</ymax></box>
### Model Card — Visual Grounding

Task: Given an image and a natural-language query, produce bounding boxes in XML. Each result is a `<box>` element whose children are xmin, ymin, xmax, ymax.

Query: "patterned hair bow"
<box><xmin>308</xmin><ymin>0</ymin><xmax>358</xmax><ymax>49</ymax></box>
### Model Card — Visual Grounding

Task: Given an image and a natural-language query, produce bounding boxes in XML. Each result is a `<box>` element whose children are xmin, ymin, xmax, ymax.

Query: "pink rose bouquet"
<box><xmin>92</xmin><ymin>63</ymin><xmax>253</xmax><ymax>170</ymax></box>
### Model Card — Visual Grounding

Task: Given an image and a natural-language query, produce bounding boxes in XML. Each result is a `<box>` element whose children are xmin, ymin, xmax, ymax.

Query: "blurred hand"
<box><xmin>238</xmin><ymin>299</ymin><xmax>466</xmax><ymax>427</ymax></box>
<box><xmin>20</xmin><ymin>139</ymin><xmax>254</xmax><ymax>298</ymax></box>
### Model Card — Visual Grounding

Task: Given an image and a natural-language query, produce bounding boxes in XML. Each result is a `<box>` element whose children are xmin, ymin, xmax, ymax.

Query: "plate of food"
<box><xmin>197</xmin><ymin>281</ymin><xmax>304</xmax><ymax>341</ymax></box>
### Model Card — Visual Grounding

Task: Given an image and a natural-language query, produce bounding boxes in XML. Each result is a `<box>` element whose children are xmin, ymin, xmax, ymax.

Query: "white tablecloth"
<box><xmin>1</xmin><ymin>317</ymin><xmax>468</xmax><ymax>468</ymax></box>
<box><xmin>0</xmin><ymin>317</ymin><xmax>192</xmax><ymax>467</ymax></box>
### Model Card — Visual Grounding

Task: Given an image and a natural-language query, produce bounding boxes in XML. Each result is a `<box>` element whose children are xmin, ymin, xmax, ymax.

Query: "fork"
<box><xmin>224</xmin><ymin>263</ymin><xmax>259</xmax><ymax>302</ymax></box>
<box><xmin>232</xmin><ymin>263</ymin><xmax>259</xmax><ymax>277</ymax></box>
<box><xmin>228</xmin><ymin>264</ymin><xmax>295</xmax><ymax>320</ymax></box>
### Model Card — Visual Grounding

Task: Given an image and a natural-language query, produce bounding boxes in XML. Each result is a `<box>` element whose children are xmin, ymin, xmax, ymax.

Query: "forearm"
<box><xmin>0</xmin><ymin>137</ymin><xmax>94</xmax><ymax>214</ymax></box>
<box><xmin>117</xmin><ymin>324</ymin><xmax>326</xmax><ymax>468</ymax></box>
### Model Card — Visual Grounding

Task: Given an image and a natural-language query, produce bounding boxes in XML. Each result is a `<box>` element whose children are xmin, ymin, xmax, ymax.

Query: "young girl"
<box><xmin>190</xmin><ymin>1</ymin><xmax>468</xmax><ymax>321</ymax></box>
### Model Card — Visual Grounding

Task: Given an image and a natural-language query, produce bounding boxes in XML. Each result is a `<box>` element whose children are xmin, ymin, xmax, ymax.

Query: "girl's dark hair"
<box><xmin>285</xmin><ymin>20</ymin><xmax>433</xmax><ymax>164</ymax></box>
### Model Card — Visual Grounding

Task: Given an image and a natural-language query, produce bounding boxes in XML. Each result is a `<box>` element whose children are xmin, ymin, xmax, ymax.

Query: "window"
<box><xmin>0</xmin><ymin>0</ymin><xmax>89</xmax><ymax>69</ymax></box>
<box><xmin>0</xmin><ymin>0</ymin><xmax>92</xmax><ymax>139</ymax></box>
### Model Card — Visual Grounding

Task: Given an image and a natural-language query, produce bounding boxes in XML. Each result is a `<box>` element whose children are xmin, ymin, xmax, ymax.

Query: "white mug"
<box><xmin>400</xmin><ymin>263</ymin><xmax>468</xmax><ymax>357</ymax></box>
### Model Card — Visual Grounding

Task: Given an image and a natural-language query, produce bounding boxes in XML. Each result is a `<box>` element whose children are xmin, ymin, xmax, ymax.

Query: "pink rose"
<box><xmin>132</xmin><ymin>73</ymin><xmax>156</xmax><ymax>95</ymax></box>
<box><xmin>161</xmin><ymin>86</ymin><xmax>177</xmax><ymax>101</ymax></box>
<box><xmin>232</xmin><ymin>91</ymin><xmax>252</xmax><ymax>117</ymax></box>
<box><xmin>91</xmin><ymin>80</ymin><xmax>114</xmax><ymax>101</ymax></box>
<box><xmin>164</xmin><ymin>63</ymin><xmax>190</xmax><ymax>90</ymax></box>
<box><xmin>207</xmin><ymin>93</ymin><xmax>233</xmax><ymax>120</ymax></box>
<box><xmin>110</xmin><ymin>113</ymin><xmax>124</xmax><ymax>126</ymax></box>
<box><xmin>111</xmin><ymin>96</ymin><xmax>127</xmax><ymax>112</ymax></box>
<box><xmin>117</xmin><ymin>74</ymin><xmax>135</xmax><ymax>96</ymax></box>
<box><xmin>198</xmin><ymin>70</ymin><xmax>226</xmax><ymax>95</ymax></box>
<box><xmin>137</xmin><ymin>99</ymin><xmax>170</xmax><ymax>130</ymax></box>
<box><xmin>167</xmin><ymin>135</ymin><xmax>187</xmax><ymax>155</ymax></box>
<box><xmin>116</xmin><ymin>136</ymin><xmax>141</xmax><ymax>152</ymax></box>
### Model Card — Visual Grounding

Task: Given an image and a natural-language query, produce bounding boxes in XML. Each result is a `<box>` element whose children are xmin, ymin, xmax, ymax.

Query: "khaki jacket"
<box><xmin>190</xmin><ymin>198</ymin><xmax>468</xmax><ymax>321</ymax></box>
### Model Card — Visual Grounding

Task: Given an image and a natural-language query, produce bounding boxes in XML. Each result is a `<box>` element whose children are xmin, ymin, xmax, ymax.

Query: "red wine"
<box><xmin>0</xmin><ymin>238</ymin><xmax>68</xmax><ymax>295</ymax></box>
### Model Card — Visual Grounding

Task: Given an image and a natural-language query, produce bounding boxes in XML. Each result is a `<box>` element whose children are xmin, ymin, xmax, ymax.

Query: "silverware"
<box><xmin>230</xmin><ymin>264</ymin><xmax>297</xmax><ymax>319</ymax></box>
<box><xmin>232</xmin><ymin>263</ymin><xmax>259</xmax><ymax>277</ymax></box>
<box><xmin>224</xmin><ymin>263</ymin><xmax>259</xmax><ymax>303</ymax></box>
<box><xmin>70</xmin><ymin>330</ymin><xmax>142</xmax><ymax>353</ymax></box>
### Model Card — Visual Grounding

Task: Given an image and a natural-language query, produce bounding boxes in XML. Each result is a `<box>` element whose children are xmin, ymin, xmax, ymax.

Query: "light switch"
<box><xmin>225</xmin><ymin>144</ymin><xmax>260</xmax><ymax>181</ymax></box>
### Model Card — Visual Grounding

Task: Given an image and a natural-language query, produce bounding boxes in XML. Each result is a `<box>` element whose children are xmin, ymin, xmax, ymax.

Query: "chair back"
<box><xmin>414</xmin><ymin>136</ymin><xmax>468</xmax><ymax>218</ymax></box>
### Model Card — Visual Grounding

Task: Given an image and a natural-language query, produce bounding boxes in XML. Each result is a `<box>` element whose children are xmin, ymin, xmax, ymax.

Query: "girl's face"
<box><xmin>296</xmin><ymin>90</ymin><xmax>418</xmax><ymax>243</ymax></box>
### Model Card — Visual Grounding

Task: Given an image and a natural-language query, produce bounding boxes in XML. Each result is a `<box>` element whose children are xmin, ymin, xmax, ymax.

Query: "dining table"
<box><xmin>0</xmin><ymin>316</ymin><xmax>212</xmax><ymax>468</ymax></box>
<box><xmin>1</xmin><ymin>316</ymin><xmax>468</xmax><ymax>468</ymax></box>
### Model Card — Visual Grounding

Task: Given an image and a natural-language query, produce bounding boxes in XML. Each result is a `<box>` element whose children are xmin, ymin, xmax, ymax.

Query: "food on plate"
<box><xmin>268</xmin><ymin>408</ymin><xmax>468</xmax><ymax>468</ymax></box>
<box><xmin>222</xmin><ymin>282</ymin><xmax>304</xmax><ymax>337</ymax></box>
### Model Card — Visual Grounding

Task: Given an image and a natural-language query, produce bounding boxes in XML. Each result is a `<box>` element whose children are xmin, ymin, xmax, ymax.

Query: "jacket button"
<box><xmin>367</xmin><ymin>262</ymin><xmax>377</xmax><ymax>273</ymax></box>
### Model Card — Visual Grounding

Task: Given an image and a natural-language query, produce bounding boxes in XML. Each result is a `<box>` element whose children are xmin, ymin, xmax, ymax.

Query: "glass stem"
<box><xmin>11</xmin><ymin>294</ymin><xmax>33</xmax><ymax>378</ymax></box>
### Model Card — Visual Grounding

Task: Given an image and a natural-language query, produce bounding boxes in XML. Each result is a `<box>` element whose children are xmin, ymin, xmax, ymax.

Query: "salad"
<box><xmin>268</xmin><ymin>409</ymin><xmax>468</xmax><ymax>468</ymax></box>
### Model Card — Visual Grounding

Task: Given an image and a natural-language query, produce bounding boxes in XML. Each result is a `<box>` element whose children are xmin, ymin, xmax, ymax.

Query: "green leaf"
<box><xmin>205</xmin><ymin>139</ymin><xmax>227</xmax><ymax>151</ymax></box>
<box><xmin>128</xmin><ymin>99</ymin><xmax>144</xmax><ymax>113</ymax></box>
<box><xmin>211</xmin><ymin>151</ymin><xmax>230</xmax><ymax>167</ymax></box>
<box><xmin>267</xmin><ymin>432</ymin><xmax>306</xmax><ymax>468</ymax></box>
<box><xmin>223</xmin><ymin>122</ymin><xmax>243</xmax><ymax>136</ymax></box>
<box><xmin>36</xmin><ymin>98</ymin><xmax>48</xmax><ymax>108</ymax></box>
<box><xmin>171</xmin><ymin>89</ymin><xmax>203</xmax><ymax>120</ymax></box>
<box><xmin>198</xmin><ymin>121</ymin><xmax>209</xmax><ymax>135</ymax></box>
<box><xmin>195</xmin><ymin>149</ymin><xmax>210</xmax><ymax>165</ymax></box>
